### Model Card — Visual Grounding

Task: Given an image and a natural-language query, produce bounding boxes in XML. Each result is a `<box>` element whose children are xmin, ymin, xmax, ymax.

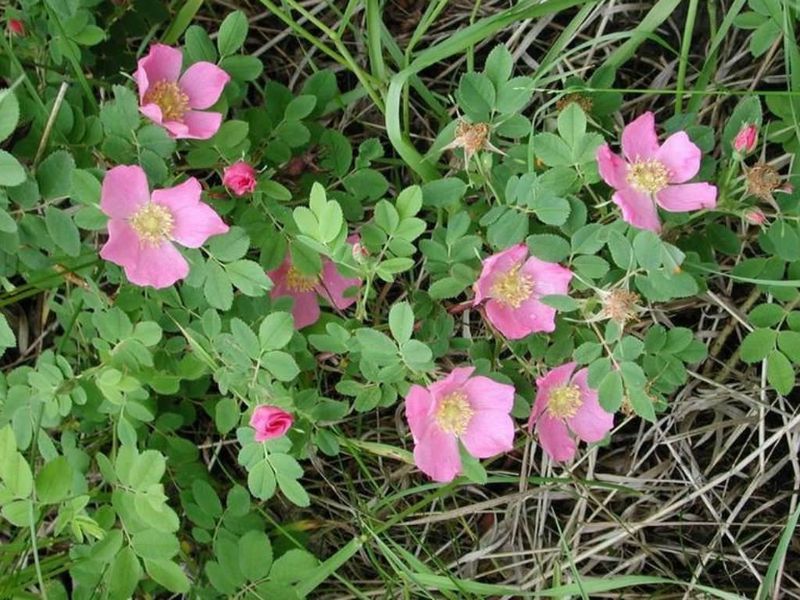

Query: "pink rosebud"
<box><xmin>527</xmin><ymin>362</ymin><xmax>614</xmax><ymax>462</ymax></box>
<box><xmin>269</xmin><ymin>237</ymin><xmax>362</xmax><ymax>329</ymax></box>
<box><xmin>223</xmin><ymin>161</ymin><xmax>257</xmax><ymax>196</ymax></box>
<box><xmin>733</xmin><ymin>123</ymin><xmax>758</xmax><ymax>154</ymax></box>
<box><xmin>473</xmin><ymin>243</ymin><xmax>573</xmax><ymax>339</ymax></box>
<box><xmin>135</xmin><ymin>44</ymin><xmax>230</xmax><ymax>140</ymax></box>
<box><xmin>250</xmin><ymin>405</ymin><xmax>293</xmax><ymax>442</ymax></box>
<box><xmin>8</xmin><ymin>19</ymin><xmax>24</xmax><ymax>36</ymax></box>
<box><xmin>596</xmin><ymin>112</ymin><xmax>717</xmax><ymax>233</ymax></box>
<box><xmin>99</xmin><ymin>165</ymin><xmax>229</xmax><ymax>288</ymax></box>
<box><xmin>744</xmin><ymin>208</ymin><xmax>766</xmax><ymax>225</ymax></box>
<box><xmin>405</xmin><ymin>367</ymin><xmax>515</xmax><ymax>482</ymax></box>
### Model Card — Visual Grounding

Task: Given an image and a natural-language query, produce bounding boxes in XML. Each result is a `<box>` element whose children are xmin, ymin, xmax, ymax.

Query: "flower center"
<box><xmin>143</xmin><ymin>80</ymin><xmax>190</xmax><ymax>122</ymax></box>
<box><xmin>627</xmin><ymin>159</ymin><xmax>669</xmax><ymax>194</ymax></box>
<box><xmin>491</xmin><ymin>265</ymin><xmax>534</xmax><ymax>309</ymax></box>
<box><xmin>129</xmin><ymin>203</ymin><xmax>174</xmax><ymax>246</ymax></box>
<box><xmin>435</xmin><ymin>391</ymin><xmax>473</xmax><ymax>436</ymax></box>
<box><xmin>285</xmin><ymin>266</ymin><xmax>318</xmax><ymax>293</ymax></box>
<box><xmin>547</xmin><ymin>385</ymin><xmax>583</xmax><ymax>419</ymax></box>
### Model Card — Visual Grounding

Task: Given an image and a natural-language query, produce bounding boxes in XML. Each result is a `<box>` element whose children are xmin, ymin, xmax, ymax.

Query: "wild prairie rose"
<box><xmin>268</xmin><ymin>238</ymin><xmax>361</xmax><ymax>329</ymax></box>
<box><xmin>733</xmin><ymin>123</ymin><xmax>758</xmax><ymax>155</ymax></box>
<box><xmin>596</xmin><ymin>112</ymin><xmax>717</xmax><ymax>233</ymax></box>
<box><xmin>527</xmin><ymin>362</ymin><xmax>614</xmax><ymax>462</ymax></box>
<box><xmin>135</xmin><ymin>44</ymin><xmax>230</xmax><ymax>140</ymax></box>
<box><xmin>250</xmin><ymin>406</ymin><xmax>293</xmax><ymax>442</ymax></box>
<box><xmin>405</xmin><ymin>367</ymin><xmax>515</xmax><ymax>483</ymax></box>
<box><xmin>223</xmin><ymin>161</ymin><xmax>257</xmax><ymax>196</ymax></box>
<box><xmin>473</xmin><ymin>243</ymin><xmax>573</xmax><ymax>339</ymax></box>
<box><xmin>99</xmin><ymin>165</ymin><xmax>229</xmax><ymax>288</ymax></box>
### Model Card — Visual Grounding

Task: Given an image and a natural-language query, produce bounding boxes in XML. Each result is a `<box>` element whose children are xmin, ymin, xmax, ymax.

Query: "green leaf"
<box><xmin>45</xmin><ymin>207</ymin><xmax>81</xmax><ymax>256</ymax></box>
<box><xmin>495</xmin><ymin>76</ymin><xmax>534</xmax><ymax>114</ymax></box>
<box><xmin>259</xmin><ymin>312</ymin><xmax>294</xmax><ymax>351</ymax></box>
<box><xmin>533</xmin><ymin>133</ymin><xmax>572</xmax><ymax>167</ymax></box>
<box><xmin>217</xmin><ymin>10</ymin><xmax>249</xmax><ymax>56</ymax></box>
<box><xmin>204</xmin><ymin>261</ymin><xmax>234</xmax><ymax>311</ymax></box>
<box><xmin>0</xmin><ymin>150</ymin><xmax>26</xmax><ymax>187</ymax></box>
<box><xmin>37</xmin><ymin>150</ymin><xmax>75</xmax><ymax>200</ymax></box>
<box><xmin>767</xmin><ymin>350</ymin><xmax>794</xmax><ymax>395</ymax></box>
<box><xmin>455</xmin><ymin>72</ymin><xmax>495</xmax><ymax>121</ymax></box>
<box><xmin>71</xmin><ymin>169</ymin><xmax>102</xmax><ymax>206</ymax></box>
<box><xmin>131</xmin><ymin>530</ymin><xmax>179</xmax><ymax>560</ymax></box>
<box><xmin>557</xmin><ymin>103</ymin><xmax>587</xmax><ymax>148</ymax></box>
<box><xmin>247</xmin><ymin>461</ymin><xmax>276</xmax><ymax>500</ymax></box>
<box><xmin>0</xmin><ymin>89</ymin><xmax>20</xmax><ymax>143</ymax></box>
<box><xmin>284</xmin><ymin>95</ymin><xmax>317</xmax><ymax>121</ymax></box>
<box><xmin>388</xmin><ymin>302</ymin><xmax>414</xmax><ymax>344</ymax></box>
<box><xmin>192</xmin><ymin>479</ymin><xmax>223</xmax><ymax>518</ymax></box>
<box><xmin>108</xmin><ymin>547</ymin><xmax>142</xmax><ymax>599</ymax></box>
<box><xmin>239</xmin><ymin>530</ymin><xmax>273</xmax><ymax>581</ymax></box>
<box><xmin>459</xmin><ymin>446</ymin><xmax>488</xmax><ymax>484</ymax></box>
<box><xmin>220</xmin><ymin>55</ymin><xmax>263</xmax><ymax>81</ymax></box>
<box><xmin>35</xmin><ymin>456</ymin><xmax>72</xmax><ymax>504</ymax></box>
<box><xmin>483</xmin><ymin>45</ymin><xmax>513</xmax><ymax>88</ymax></box>
<box><xmin>184</xmin><ymin>25</ymin><xmax>217</xmax><ymax>64</ymax></box>
<box><xmin>540</xmin><ymin>294</ymin><xmax>579</xmax><ymax>312</ymax></box>
<box><xmin>276</xmin><ymin>474</ymin><xmax>310</xmax><ymax>507</ymax></box>
<box><xmin>0</xmin><ymin>314</ymin><xmax>15</xmax><ymax>353</ymax></box>
<box><xmin>598</xmin><ymin>370</ymin><xmax>623</xmax><ymax>413</ymax></box>
<box><xmin>740</xmin><ymin>328</ymin><xmax>777</xmax><ymax>363</ymax></box>
<box><xmin>263</xmin><ymin>351</ymin><xmax>300</xmax><ymax>382</ymax></box>
<box><xmin>633</xmin><ymin>230</ymin><xmax>662</xmax><ymax>271</ymax></box>
<box><xmin>215</xmin><ymin>397</ymin><xmax>240</xmax><ymax>434</ymax></box>
<box><xmin>226</xmin><ymin>260</ymin><xmax>272</xmax><ymax>296</ymax></box>
<box><xmin>607</xmin><ymin>231</ymin><xmax>633</xmax><ymax>269</ymax></box>
<box><xmin>533</xmin><ymin>196</ymin><xmax>571</xmax><ymax>226</ymax></box>
<box><xmin>144</xmin><ymin>559</ymin><xmax>190</xmax><ymax>594</ymax></box>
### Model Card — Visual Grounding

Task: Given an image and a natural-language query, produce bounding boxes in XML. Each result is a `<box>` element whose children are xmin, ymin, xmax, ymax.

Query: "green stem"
<box><xmin>675</xmin><ymin>0</ymin><xmax>699</xmax><ymax>113</ymax></box>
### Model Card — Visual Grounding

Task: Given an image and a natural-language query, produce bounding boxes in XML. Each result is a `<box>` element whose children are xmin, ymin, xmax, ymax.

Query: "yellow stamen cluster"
<box><xmin>547</xmin><ymin>385</ymin><xmax>583</xmax><ymax>419</ymax></box>
<box><xmin>491</xmin><ymin>265</ymin><xmax>534</xmax><ymax>309</ymax></box>
<box><xmin>143</xmin><ymin>80</ymin><xmax>190</xmax><ymax>122</ymax></box>
<box><xmin>627</xmin><ymin>159</ymin><xmax>669</xmax><ymax>194</ymax></box>
<box><xmin>285</xmin><ymin>266</ymin><xmax>318</xmax><ymax>292</ymax></box>
<box><xmin>129</xmin><ymin>203</ymin><xmax>174</xmax><ymax>246</ymax></box>
<box><xmin>435</xmin><ymin>391</ymin><xmax>473</xmax><ymax>436</ymax></box>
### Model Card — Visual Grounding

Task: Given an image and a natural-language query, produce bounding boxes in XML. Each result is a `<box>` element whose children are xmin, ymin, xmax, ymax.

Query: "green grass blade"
<box><xmin>757</xmin><ymin>503</ymin><xmax>800</xmax><ymax>599</ymax></box>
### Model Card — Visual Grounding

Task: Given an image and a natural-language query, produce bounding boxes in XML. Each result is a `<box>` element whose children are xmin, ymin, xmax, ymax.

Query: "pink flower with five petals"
<box><xmin>135</xmin><ymin>44</ymin><xmax>230</xmax><ymax>139</ymax></box>
<box><xmin>405</xmin><ymin>367</ymin><xmax>515</xmax><ymax>483</ymax></box>
<box><xmin>268</xmin><ymin>237</ymin><xmax>362</xmax><ymax>329</ymax></box>
<box><xmin>527</xmin><ymin>362</ymin><xmax>614</xmax><ymax>462</ymax></box>
<box><xmin>596</xmin><ymin>112</ymin><xmax>717</xmax><ymax>232</ymax></box>
<box><xmin>473</xmin><ymin>244</ymin><xmax>573</xmax><ymax>340</ymax></box>
<box><xmin>99</xmin><ymin>165</ymin><xmax>229</xmax><ymax>289</ymax></box>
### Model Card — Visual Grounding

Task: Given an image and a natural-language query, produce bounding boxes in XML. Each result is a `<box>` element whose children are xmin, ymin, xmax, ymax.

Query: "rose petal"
<box><xmin>461</xmin><ymin>409</ymin><xmax>515</xmax><ymax>458</ymax></box>
<box><xmin>179</xmin><ymin>62</ymin><xmax>231</xmax><ymax>110</ymax></box>
<box><xmin>611</xmin><ymin>187</ymin><xmax>661</xmax><ymax>232</ymax></box>
<box><xmin>568</xmin><ymin>368</ymin><xmax>614</xmax><ymax>443</ymax></box>
<box><xmin>536</xmin><ymin>415</ymin><xmax>577</xmax><ymax>462</ymax></box>
<box><xmin>655</xmin><ymin>183</ymin><xmax>717</xmax><ymax>213</ymax></box>
<box><xmin>657</xmin><ymin>132</ymin><xmax>701</xmax><ymax>184</ymax></box>
<box><xmin>413</xmin><ymin>423</ymin><xmax>461</xmax><ymax>483</ymax></box>
<box><xmin>621</xmin><ymin>112</ymin><xmax>659</xmax><ymax>162</ymax></box>
<box><xmin>181</xmin><ymin>110</ymin><xmax>223</xmax><ymax>140</ymax></box>
<box><xmin>101</xmin><ymin>165</ymin><xmax>150</xmax><ymax>219</ymax></box>
<box><xmin>596</xmin><ymin>143</ymin><xmax>628</xmax><ymax>189</ymax></box>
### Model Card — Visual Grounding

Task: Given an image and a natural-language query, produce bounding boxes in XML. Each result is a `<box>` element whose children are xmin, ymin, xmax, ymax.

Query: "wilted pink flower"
<box><xmin>223</xmin><ymin>161</ymin><xmax>257</xmax><ymax>196</ymax></box>
<box><xmin>250</xmin><ymin>405</ymin><xmax>293</xmax><ymax>441</ymax></box>
<box><xmin>269</xmin><ymin>237</ymin><xmax>361</xmax><ymax>329</ymax></box>
<box><xmin>744</xmin><ymin>208</ymin><xmax>766</xmax><ymax>225</ymax></box>
<box><xmin>99</xmin><ymin>165</ymin><xmax>229</xmax><ymax>288</ymax></box>
<box><xmin>135</xmin><ymin>44</ymin><xmax>230</xmax><ymax>140</ymax></box>
<box><xmin>405</xmin><ymin>367</ymin><xmax>515</xmax><ymax>482</ymax></box>
<box><xmin>596</xmin><ymin>112</ymin><xmax>717</xmax><ymax>233</ymax></box>
<box><xmin>8</xmin><ymin>19</ymin><xmax>24</xmax><ymax>36</ymax></box>
<box><xmin>527</xmin><ymin>362</ymin><xmax>614</xmax><ymax>462</ymax></box>
<box><xmin>733</xmin><ymin>123</ymin><xmax>758</xmax><ymax>154</ymax></box>
<box><xmin>473</xmin><ymin>243</ymin><xmax>573</xmax><ymax>339</ymax></box>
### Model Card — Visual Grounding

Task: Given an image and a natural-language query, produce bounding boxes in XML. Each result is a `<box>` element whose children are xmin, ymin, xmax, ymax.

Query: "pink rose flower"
<box><xmin>405</xmin><ymin>367</ymin><xmax>515</xmax><ymax>483</ymax></box>
<box><xmin>596</xmin><ymin>112</ymin><xmax>717</xmax><ymax>232</ymax></box>
<box><xmin>250</xmin><ymin>405</ymin><xmax>293</xmax><ymax>442</ymax></box>
<box><xmin>733</xmin><ymin>123</ymin><xmax>758</xmax><ymax>154</ymax></box>
<box><xmin>8</xmin><ymin>19</ymin><xmax>24</xmax><ymax>36</ymax></box>
<box><xmin>135</xmin><ymin>44</ymin><xmax>230</xmax><ymax>140</ymax></box>
<box><xmin>223</xmin><ymin>161</ymin><xmax>257</xmax><ymax>196</ymax></box>
<box><xmin>269</xmin><ymin>237</ymin><xmax>361</xmax><ymax>329</ymax></box>
<box><xmin>99</xmin><ymin>165</ymin><xmax>229</xmax><ymax>289</ymax></box>
<box><xmin>473</xmin><ymin>243</ymin><xmax>573</xmax><ymax>340</ymax></box>
<box><xmin>527</xmin><ymin>362</ymin><xmax>614</xmax><ymax>462</ymax></box>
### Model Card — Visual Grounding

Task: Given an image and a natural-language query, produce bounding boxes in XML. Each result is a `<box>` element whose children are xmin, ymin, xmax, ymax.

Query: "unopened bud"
<box><xmin>744</xmin><ymin>208</ymin><xmax>766</xmax><ymax>225</ymax></box>
<box><xmin>8</xmin><ymin>19</ymin><xmax>24</xmax><ymax>36</ymax></box>
<box><xmin>733</xmin><ymin>123</ymin><xmax>757</xmax><ymax>154</ymax></box>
